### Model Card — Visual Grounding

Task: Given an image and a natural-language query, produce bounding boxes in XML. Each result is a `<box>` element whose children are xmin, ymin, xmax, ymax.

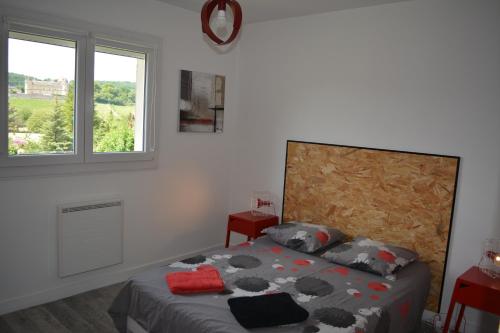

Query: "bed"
<box><xmin>109</xmin><ymin>237</ymin><xmax>431</xmax><ymax>333</ymax></box>
<box><xmin>109</xmin><ymin>140</ymin><xmax>459</xmax><ymax>333</ymax></box>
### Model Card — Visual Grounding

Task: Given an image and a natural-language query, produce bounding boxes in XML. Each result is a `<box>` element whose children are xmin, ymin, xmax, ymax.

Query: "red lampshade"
<box><xmin>201</xmin><ymin>0</ymin><xmax>243</xmax><ymax>45</ymax></box>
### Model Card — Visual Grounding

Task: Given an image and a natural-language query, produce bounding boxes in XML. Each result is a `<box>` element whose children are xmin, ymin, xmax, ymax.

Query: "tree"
<box><xmin>40</xmin><ymin>100</ymin><xmax>73</xmax><ymax>153</ymax></box>
<box><xmin>94</xmin><ymin>81</ymin><xmax>135</xmax><ymax>106</ymax></box>
<box><xmin>8</xmin><ymin>105</ymin><xmax>23</xmax><ymax>133</ymax></box>
<box><xmin>27</xmin><ymin>109</ymin><xmax>51</xmax><ymax>133</ymax></box>
<box><xmin>8</xmin><ymin>103</ymin><xmax>34</xmax><ymax>133</ymax></box>
<box><xmin>8</xmin><ymin>72</ymin><xmax>31</xmax><ymax>91</ymax></box>
<box><xmin>93</xmin><ymin>111</ymin><xmax>108</xmax><ymax>150</ymax></box>
<box><xmin>60</xmin><ymin>82</ymin><xmax>75</xmax><ymax>135</ymax></box>
<box><xmin>94</xmin><ymin>122</ymin><xmax>134</xmax><ymax>152</ymax></box>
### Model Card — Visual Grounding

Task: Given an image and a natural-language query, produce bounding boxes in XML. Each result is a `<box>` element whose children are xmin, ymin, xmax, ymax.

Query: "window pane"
<box><xmin>8</xmin><ymin>32</ymin><xmax>76</xmax><ymax>155</ymax></box>
<box><xmin>93</xmin><ymin>46</ymin><xmax>146</xmax><ymax>153</ymax></box>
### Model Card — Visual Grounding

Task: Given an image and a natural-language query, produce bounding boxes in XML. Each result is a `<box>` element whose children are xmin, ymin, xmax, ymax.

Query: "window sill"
<box><xmin>0</xmin><ymin>156</ymin><xmax>158</xmax><ymax>179</ymax></box>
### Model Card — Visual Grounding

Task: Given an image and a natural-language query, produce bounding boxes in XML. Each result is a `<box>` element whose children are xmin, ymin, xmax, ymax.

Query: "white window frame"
<box><xmin>85</xmin><ymin>37</ymin><xmax>157</xmax><ymax>163</ymax></box>
<box><xmin>0</xmin><ymin>9</ymin><xmax>160</xmax><ymax>177</ymax></box>
<box><xmin>0</xmin><ymin>22</ymin><xmax>86</xmax><ymax>167</ymax></box>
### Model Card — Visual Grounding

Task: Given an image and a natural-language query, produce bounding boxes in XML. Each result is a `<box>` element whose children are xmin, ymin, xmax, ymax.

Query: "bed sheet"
<box><xmin>109</xmin><ymin>237</ymin><xmax>430</xmax><ymax>333</ymax></box>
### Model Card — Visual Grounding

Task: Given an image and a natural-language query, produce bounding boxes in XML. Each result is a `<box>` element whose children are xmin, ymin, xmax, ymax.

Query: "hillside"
<box><xmin>9</xmin><ymin>73</ymin><xmax>135</xmax><ymax>90</ymax></box>
<box><xmin>8</xmin><ymin>73</ymin><xmax>34</xmax><ymax>90</ymax></box>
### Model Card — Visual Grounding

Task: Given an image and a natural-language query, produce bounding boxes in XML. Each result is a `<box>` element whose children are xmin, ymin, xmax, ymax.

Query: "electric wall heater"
<box><xmin>57</xmin><ymin>199</ymin><xmax>124</xmax><ymax>277</ymax></box>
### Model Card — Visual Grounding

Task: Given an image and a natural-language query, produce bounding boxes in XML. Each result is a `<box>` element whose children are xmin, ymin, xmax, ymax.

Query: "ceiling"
<box><xmin>157</xmin><ymin>0</ymin><xmax>410</xmax><ymax>24</ymax></box>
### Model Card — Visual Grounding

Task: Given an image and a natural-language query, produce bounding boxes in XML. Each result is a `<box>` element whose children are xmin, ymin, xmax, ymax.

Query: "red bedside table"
<box><xmin>225</xmin><ymin>211</ymin><xmax>279</xmax><ymax>248</ymax></box>
<box><xmin>443</xmin><ymin>266</ymin><xmax>500</xmax><ymax>332</ymax></box>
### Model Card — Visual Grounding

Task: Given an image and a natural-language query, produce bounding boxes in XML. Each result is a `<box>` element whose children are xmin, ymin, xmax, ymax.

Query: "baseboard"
<box><xmin>0</xmin><ymin>243</ymin><xmax>222</xmax><ymax>316</ymax></box>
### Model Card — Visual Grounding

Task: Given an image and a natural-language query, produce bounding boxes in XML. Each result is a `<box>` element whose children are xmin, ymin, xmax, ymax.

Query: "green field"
<box><xmin>9</xmin><ymin>97</ymin><xmax>135</xmax><ymax>117</ymax></box>
<box><xmin>95</xmin><ymin>102</ymin><xmax>135</xmax><ymax>117</ymax></box>
<box><xmin>10</xmin><ymin>97</ymin><xmax>56</xmax><ymax>115</ymax></box>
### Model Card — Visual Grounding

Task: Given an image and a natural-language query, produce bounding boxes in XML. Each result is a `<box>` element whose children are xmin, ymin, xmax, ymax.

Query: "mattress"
<box><xmin>109</xmin><ymin>237</ymin><xmax>430</xmax><ymax>333</ymax></box>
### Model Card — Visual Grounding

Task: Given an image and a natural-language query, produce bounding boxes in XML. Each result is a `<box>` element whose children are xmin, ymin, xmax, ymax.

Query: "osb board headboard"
<box><xmin>282</xmin><ymin>140</ymin><xmax>460</xmax><ymax>312</ymax></box>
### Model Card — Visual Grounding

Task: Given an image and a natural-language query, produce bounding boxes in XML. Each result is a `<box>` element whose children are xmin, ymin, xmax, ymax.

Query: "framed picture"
<box><xmin>179</xmin><ymin>70</ymin><xmax>225</xmax><ymax>133</ymax></box>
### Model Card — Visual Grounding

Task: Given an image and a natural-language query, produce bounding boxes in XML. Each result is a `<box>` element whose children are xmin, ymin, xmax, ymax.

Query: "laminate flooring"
<box><xmin>0</xmin><ymin>283</ymin><xmax>124</xmax><ymax>333</ymax></box>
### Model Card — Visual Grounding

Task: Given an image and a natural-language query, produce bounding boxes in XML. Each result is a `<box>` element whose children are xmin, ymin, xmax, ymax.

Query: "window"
<box><xmin>8</xmin><ymin>32</ymin><xmax>77</xmax><ymax>156</ymax></box>
<box><xmin>0</xmin><ymin>14</ymin><xmax>159</xmax><ymax>171</ymax></box>
<box><xmin>93</xmin><ymin>45</ymin><xmax>146</xmax><ymax>154</ymax></box>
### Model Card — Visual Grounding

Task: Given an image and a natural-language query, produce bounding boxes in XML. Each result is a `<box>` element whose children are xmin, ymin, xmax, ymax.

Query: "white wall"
<box><xmin>232</xmin><ymin>0</ymin><xmax>500</xmax><ymax>331</ymax></box>
<box><xmin>0</xmin><ymin>0</ymin><xmax>239</xmax><ymax>314</ymax></box>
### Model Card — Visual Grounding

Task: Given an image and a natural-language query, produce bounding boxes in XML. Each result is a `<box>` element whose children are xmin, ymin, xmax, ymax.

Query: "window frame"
<box><xmin>1</xmin><ymin>21</ymin><xmax>86</xmax><ymax>167</ymax></box>
<box><xmin>0</xmin><ymin>11</ymin><xmax>160</xmax><ymax>173</ymax></box>
<box><xmin>84</xmin><ymin>36</ymin><xmax>157</xmax><ymax>163</ymax></box>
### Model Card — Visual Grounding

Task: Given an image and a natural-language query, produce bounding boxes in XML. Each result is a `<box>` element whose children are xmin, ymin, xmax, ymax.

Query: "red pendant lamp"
<box><xmin>201</xmin><ymin>0</ymin><xmax>243</xmax><ymax>45</ymax></box>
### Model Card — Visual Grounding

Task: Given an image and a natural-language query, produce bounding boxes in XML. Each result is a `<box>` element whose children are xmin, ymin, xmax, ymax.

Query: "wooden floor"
<box><xmin>0</xmin><ymin>283</ymin><xmax>124</xmax><ymax>333</ymax></box>
<box><xmin>0</xmin><ymin>282</ymin><xmax>438</xmax><ymax>333</ymax></box>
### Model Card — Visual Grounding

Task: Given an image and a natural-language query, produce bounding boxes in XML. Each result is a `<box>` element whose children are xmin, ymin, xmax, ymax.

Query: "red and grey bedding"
<box><xmin>109</xmin><ymin>236</ymin><xmax>430</xmax><ymax>333</ymax></box>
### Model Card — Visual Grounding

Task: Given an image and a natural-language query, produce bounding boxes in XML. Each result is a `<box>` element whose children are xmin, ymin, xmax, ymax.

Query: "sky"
<box><xmin>8</xmin><ymin>38</ymin><xmax>138</xmax><ymax>82</ymax></box>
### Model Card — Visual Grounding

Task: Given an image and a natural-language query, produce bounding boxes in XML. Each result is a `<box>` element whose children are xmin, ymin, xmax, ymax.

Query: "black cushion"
<box><xmin>227</xmin><ymin>292</ymin><xmax>309</xmax><ymax>329</ymax></box>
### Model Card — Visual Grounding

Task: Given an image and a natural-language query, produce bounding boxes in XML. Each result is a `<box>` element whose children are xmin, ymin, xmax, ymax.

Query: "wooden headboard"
<box><xmin>282</xmin><ymin>140</ymin><xmax>460</xmax><ymax>312</ymax></box>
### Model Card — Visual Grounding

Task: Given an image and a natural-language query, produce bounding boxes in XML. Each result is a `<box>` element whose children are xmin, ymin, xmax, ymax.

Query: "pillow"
<box><xmin>262</xmin><ymin>221</ymin><xmax>346</xmax><ymax>253</ymax></box>
<box><xmin>322</xmin><ymin>237</ymin><xmax>418</xmax><ymax>280</ymax></box>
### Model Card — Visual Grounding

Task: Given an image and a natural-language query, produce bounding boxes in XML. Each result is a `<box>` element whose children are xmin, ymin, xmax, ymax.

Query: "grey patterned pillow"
<box><xmin>262</xmin><ymin>222</ymin><xmax>346</xmax><ymax>253</ymax></box>
<box><xmin>321</xmin><ymin>236</ymin><xmax>418</xmax><ymax>280</ymax></box>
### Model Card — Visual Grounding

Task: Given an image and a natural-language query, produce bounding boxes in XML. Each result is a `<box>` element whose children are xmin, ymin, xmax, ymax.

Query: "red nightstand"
<box><xmin>443</xmin><ymin>266</ymin><xmax>500</xmax><ymax>332</ymax></box>
<box><xmin>225</xmin><ymin>211</ymin><xmax>279</xmax><ymax>248</ymax></box>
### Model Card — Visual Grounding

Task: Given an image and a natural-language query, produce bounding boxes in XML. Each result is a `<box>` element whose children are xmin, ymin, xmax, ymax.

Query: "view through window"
<box><xmin>8</xmin><ymin>32</ymin><xmax>76</xmax><ymax>155</ymax></box>
<box><xmin>93</xmin><ymin>46</ymin><xmax>146</xmax><ymax>153</ymax></box>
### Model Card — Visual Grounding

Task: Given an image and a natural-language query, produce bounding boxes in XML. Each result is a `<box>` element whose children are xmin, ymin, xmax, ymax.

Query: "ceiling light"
<box><xmin>201</xmin><ymin>0</ymin><xmax>242</xmax><ymax>45</ymax></box>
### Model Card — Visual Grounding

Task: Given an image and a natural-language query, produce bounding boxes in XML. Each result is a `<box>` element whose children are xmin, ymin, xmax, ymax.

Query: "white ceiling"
<box><xmin>157</xmin><ymin>0</ymin><xmax>411</xmax><ymax>23</ymax></box>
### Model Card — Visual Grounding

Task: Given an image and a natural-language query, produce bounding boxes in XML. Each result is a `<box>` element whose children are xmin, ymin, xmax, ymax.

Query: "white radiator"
<box><xmin>57</xmin><ymin>199</ymin><xmax>124</xmax><ymax>278</ymax></box>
